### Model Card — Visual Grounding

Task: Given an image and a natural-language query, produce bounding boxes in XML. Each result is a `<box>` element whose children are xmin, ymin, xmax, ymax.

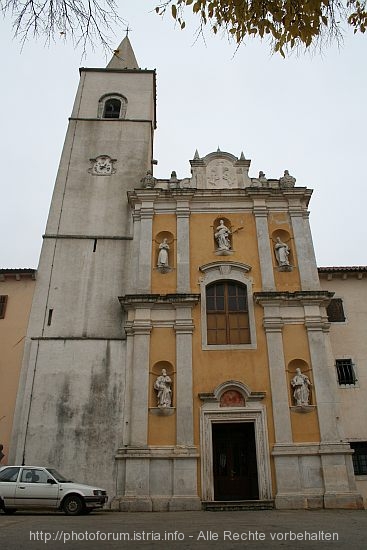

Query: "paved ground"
<box><xmin>1</xmin><ymin>509</ymin><xmax>366</xmax><ymax>549</ymax></box>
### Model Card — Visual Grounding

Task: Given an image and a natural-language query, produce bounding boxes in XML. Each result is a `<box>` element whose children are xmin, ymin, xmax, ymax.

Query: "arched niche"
<box><xmin>288</xmin><ymin>359</ymin><xmax>313</xmax><ymax>406</ymax></box>
<box><xmin>213</xmin><ymin>217</ymin><xmax>232</xmax><ymax>254</ymax></box>
<box><xmin>271</xmin><ymin>229</ymin><xmax>293</xmax><ymax>269</ymax></box>
<box><xmin>150</xmin><ymin>361</ymin><xmax>174</xmax><ymax>409</ymax></box>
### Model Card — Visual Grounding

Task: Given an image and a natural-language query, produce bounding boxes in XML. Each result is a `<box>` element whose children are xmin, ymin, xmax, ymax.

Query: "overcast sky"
<box><xmin>1</xmin><ymin>3</ymin><xmax>366</xmax><ymax>269</ymax></box>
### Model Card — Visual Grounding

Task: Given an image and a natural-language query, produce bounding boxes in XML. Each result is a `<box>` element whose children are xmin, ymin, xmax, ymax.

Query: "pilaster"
<box><xmin>125</xmin><ymin>313</ymin><xmax>152</xmax><ymax>446</ymax></box>
<box><xmin>175</xmin><ymin>196</ymin><xmax>192</xmax><ymax>293</ymax></box>
<box><xmin>253</xmin><ymin>201</ymin><xmax>276</xmax><ymax>291</ymax></box>
<box><xmin>304</xmin><ymin>316</ymin><xmax>341</xmax><ymax>442</ymax></box>
<box><xmin>262</xmin><ymin>309</ymin><xmax>292</xmax><ymax>443</ymax></box>
<box><xmin>288</xmin><ymin>201</ymin><xmax>319</xmax><ymax>291</ymax></box>
<box><xmin>174</xmin><ymin>304</ymin><xmax>196</xmax><ymax>445</ymax></box>
<box><xmin>136</xmin><ymin>192</ymin><xmax>157</xmax><ymax>293</ymax></box>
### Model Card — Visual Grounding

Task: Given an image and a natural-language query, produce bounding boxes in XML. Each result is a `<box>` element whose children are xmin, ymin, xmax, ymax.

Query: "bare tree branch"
<box><xmin>1</xmin><ymin>0</ymin><xmax>126</xmax><ymax>54</ymax></box>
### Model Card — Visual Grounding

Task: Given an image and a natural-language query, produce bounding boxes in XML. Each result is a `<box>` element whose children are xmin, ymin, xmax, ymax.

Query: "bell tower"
<box><xmin>10</xmin><ymin>37</ymin><xmax>156</xmax><ymax>495</ymax></box>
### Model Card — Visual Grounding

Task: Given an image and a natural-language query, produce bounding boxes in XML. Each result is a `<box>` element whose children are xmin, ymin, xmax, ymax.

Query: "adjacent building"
<box><xmin>7</xmin><ymin>38</ymin><xmax>367</xmax><ymax>510</ymax></box>
<box><xmin>0</xmin><ymin>269</ymin><xmax>36</xmax><ymax>464</ymax></box>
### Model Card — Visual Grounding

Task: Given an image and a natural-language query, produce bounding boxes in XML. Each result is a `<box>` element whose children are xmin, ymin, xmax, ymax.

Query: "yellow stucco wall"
<box><xmin>149</xmin><ymin>209</ymin><xmax>321</xmax><ymax>498</ymax></box>
<box><xmin>0</xmin><ymin>273</ymin><xmax>35</xmax><ymax>464</ymax></box>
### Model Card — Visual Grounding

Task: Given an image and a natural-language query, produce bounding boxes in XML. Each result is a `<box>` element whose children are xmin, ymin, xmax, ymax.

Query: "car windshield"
<box><xmin>47</xmin><ymin>468</ymin><xmax>73</xmax><ymax>483</ymax></box>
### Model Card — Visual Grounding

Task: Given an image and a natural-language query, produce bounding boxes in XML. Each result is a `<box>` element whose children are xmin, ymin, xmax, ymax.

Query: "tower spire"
<box><xmin>106</xmin><ymin>35</ymin><xmax>139</xmax><ymax>70</ymax></box>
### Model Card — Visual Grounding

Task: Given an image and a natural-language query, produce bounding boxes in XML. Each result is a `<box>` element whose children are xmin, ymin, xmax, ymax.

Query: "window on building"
<box><xmin>206</xmin><ymin>282</ymin><xmax>250</xmax><ymax>345</ymax></box>
<box><xmin>103</xmin><ymin>98</ymin><xmax>122</xmax><ymax>118</ymax></box>
<box><xmin>326</xmin><ymin>298</ymin><xmax>345</xmax><ymax>322</ymax></box>
<box><xmin>335</xmin><ymin>358</ymin><xmax>357</xmax><ymax>385</ymax></box>
<box><xmin>98</xmin><ymin>94</ymin><xmax>127</xmax><ymax>119</ymax></box>
<box><xmin>350</xmin><ymin>442</ymin><xmax>367</xmax><ymax>475</ymax></box>
<box><xmin>0</xmin><ymin>295</ymin><xmax>8</xmax><ymax>319</ymax></box>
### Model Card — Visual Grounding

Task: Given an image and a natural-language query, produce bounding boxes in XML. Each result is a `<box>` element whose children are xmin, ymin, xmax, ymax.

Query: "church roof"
<box><xmin>318</xmin><ymin>266</ymin><xmax>367</xmax><ymax>272</ymax></box>
<box><xmin>106</xmin><ymin>35</ymin><xmax>139</xmax><ymax>70</ymax></box>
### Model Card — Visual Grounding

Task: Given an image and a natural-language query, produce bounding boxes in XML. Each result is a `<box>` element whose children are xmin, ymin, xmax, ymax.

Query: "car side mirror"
<box><xmin>47</xmin><ymin>478</ymin><xmax>57</xmax><ymax>484</ymax></box>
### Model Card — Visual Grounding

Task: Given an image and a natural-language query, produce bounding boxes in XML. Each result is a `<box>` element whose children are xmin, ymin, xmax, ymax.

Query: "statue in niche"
<box><xmin>157</xmin><ymin>238</ymin><xmax>170</xmax><ymax>268</ymax></box>
<box><xmin>154</xmin><ymin>369</ymin><xmax>172</xmax><ymax>408</ymax></box>
<box><xmin>215</xmin><ymin>220</ymin><xmax>231</xmax><ymax>251</ymax></box>
<box><xmin>291</xmin><ymin>368</ymin><xmax>312</xmax><ymax>406</ymax></box>
<box><xmin>279</xmin><ymin>170</ymin><xmax>296</xmax><ymax>188</ymax></box>
<box><xmin>274</xmin><ymin>237</ymin><xmax>290</xmax><ymax>267</ymax></box>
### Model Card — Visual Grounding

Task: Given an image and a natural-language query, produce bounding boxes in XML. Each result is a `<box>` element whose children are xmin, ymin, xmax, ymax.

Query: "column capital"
<box><xmin>253</xmin><ymin>205</ymin><xmax>268</xmax><ymax>217</ymax></box>
<box><xmin>174</xmin><ymin>320</ymin><xmax>195</xmax><ymax>334</ymax></box>
<box><xmin>263</xmin><ymin>318</ymin><xmax>284</xmax><ymax>332</ymax></box>
<box><xmin>125</xmin><ymin>321</ymin><xmax>152</xmax><ymax>336</ymax></box>
<box><xmin>305</xmin><ymin>319</ymin><xmax>330</xmax><ymax>332</ymax></box>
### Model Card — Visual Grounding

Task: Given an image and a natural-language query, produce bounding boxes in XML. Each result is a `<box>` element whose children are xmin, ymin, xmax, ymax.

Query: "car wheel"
<box><xmin>63</xmin><ymin>495</ymin><xmax>84</xmax><ymax>516</ymax></box>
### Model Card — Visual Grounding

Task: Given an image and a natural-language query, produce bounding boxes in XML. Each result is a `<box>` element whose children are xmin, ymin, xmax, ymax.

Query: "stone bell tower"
<box><xmin>10</xmin><ymin>37</ymin><xmax>156</xmax><ymax>495</ymax></box>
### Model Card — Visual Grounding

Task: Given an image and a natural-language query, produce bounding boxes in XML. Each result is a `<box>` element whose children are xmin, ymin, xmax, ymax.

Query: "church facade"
<box><xmin>9</xmin><ymin>38</ymin><xmax>365</xmax><ymax>510</ymax></box>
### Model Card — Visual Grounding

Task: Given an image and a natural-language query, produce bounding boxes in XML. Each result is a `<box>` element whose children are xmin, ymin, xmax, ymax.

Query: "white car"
<box><xmin>0</xmin><ymin>466</ymin><xmax>107</xmax><ymax>515</ymax></box>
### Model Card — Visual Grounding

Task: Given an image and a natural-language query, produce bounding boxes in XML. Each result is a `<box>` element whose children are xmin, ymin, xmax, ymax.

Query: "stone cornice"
<box><xmin>255</xmin><ymin>290</ymin><xmax>334</xmax><ymax>307</ymax></box>
<box><xmin>127</xmin><ymin>187</ymin><xmax>313</xmax><ymax>213</ymax></box>
<box><xmin>115</xmin><ymin>445</ymin><xmax>199</xmax><ymax>459</ymax></box>
<box><xmin>119</xmin><ymin>293</ymin><xmax>200</xmax><ymax>309</ymax></box>
<box><xmin>43</xmin><ymin>234</ymin><xmax>133</xmax><ymax>240</ymax></box>
<box><xmin>0</xmin><ymin>269</ymin><xmax>36</xmax><ymax>281</ymax></box>
<box><xmin>272</xmin><ymin>442</ymin><xmax>354</xmax><ymax>456</ymax></box>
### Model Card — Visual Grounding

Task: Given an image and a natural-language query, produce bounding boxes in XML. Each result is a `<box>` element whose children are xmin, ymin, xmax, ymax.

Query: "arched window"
<box><xmin>103</xmin><ymin>98</ymin><xmax>121</xmax><ymax>118</ymax></box>
<box><xmin>206</xmin><ymin>281</ymin><xmax>250</xmax><ymax>345</ymax></box>
<box><xmin>98</xmin><ymin>94</ymin><xmax>127</xmax><ymax>119</ymax></box>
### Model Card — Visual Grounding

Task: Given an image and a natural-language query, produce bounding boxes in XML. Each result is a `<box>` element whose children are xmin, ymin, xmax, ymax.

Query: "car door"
<box><xmin>0</xmin><ymin>467</ymin><xmax>21</xmax><ymax>506</ymax></box>
<box><xmin>15</xmin><ymin>468</ymin><xmax>59</xmax><ymax>509</ymax></box>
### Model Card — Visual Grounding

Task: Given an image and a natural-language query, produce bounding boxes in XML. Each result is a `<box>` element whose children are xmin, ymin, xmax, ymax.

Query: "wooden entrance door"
<box><xmin>212</xmin><ymin>422</ymin><xmax>259</xmax><ymax>501</ymax></box>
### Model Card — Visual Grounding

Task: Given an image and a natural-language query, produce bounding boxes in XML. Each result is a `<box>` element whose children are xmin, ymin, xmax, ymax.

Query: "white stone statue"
<box><xmin>140</xmin><ymin>170</ymin><xmax>156</xmax><ymax>189</ymax></box>
<box><xmin>279</xmin><ymin>169</ymin><xmax>296</xmax><ymax>188</ymax></box>
<box><xmin>274</xmin><ymin>237</ymin><xmax>290</xmax><ymax>267</ymax></box>
<box><xmin>215</xmin><ymin>220</ymin><xmax>231</xmax><ymax>251</ymax></box>
<box><xmin>154</xmin><ymin>369</ymin><xmax>172</xmax><ymax>408</ymax></box>
<box><xmin>291</xmin><ymin>368</ymin><xmax>312</xmax><ymax>406</ymax></box>
<box><xmin>157</xmin><ymin>238</ymin><xmax>170</xmax><ymax>268</ymax></box>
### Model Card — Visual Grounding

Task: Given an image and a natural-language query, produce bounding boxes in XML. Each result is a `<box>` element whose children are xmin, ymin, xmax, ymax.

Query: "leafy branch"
<box><xmin>156</xmin><ymin>0</ymin><xmax>367</xmax><ymax>56</ymax></box>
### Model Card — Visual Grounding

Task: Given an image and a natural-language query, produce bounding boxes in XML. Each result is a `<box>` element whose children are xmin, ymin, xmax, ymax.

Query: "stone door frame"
<box><xmin>200</xmin><ymin>406</ymin><xmax>272</xmax><ymax>502</ymax></box>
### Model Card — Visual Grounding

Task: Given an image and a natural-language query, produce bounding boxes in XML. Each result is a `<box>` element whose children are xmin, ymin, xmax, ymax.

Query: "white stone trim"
<box><xmin>200</xmin><ymin>404</ymin><xmax>272</xmax><ymax>501</ymax></box>
<box><xmin>199</xmin><ymin>261</ymin><xmax>257</xmax><ymax>350</ymax></box>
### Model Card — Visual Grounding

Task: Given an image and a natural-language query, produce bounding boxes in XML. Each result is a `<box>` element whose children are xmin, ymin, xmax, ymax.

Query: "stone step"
<box><xmin>203</xmin><ymin>500</ymin><xmax>275</xmax><ymax>512</ymax></box>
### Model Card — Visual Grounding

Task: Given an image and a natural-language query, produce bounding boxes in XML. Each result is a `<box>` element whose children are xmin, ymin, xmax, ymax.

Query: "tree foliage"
<box><xmin>1</xmin><ymin>1</ymin><xmax>366</xmax><ymax>55</ymax></box>
<box><xmin>156</xmin><ymin>0</ymin><xmax>367</xmax><ymax>55</ymax></box>
<box><xmin>0</xmin><ymin>0</ymin><xmax>124</xmax><ymax>51</ymax></box>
